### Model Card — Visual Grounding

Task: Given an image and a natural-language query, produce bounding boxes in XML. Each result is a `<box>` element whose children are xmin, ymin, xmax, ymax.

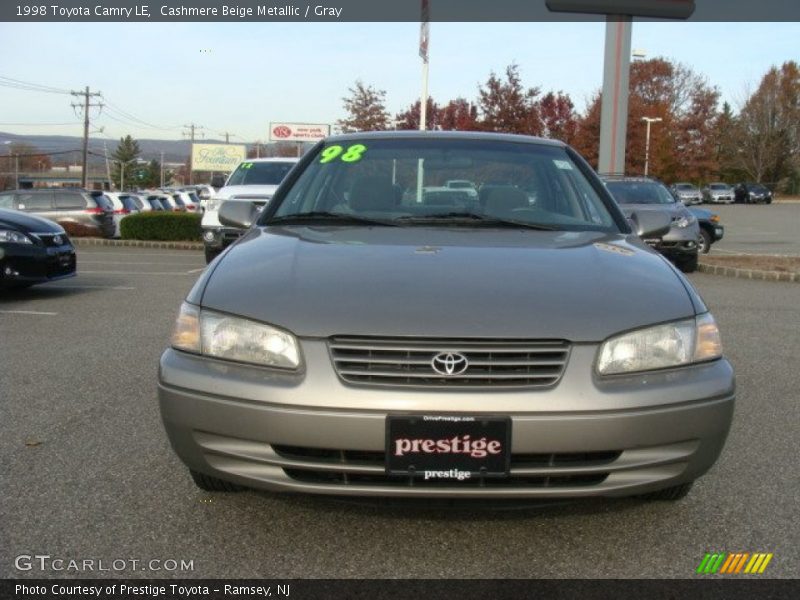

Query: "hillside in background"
<box><xmin>0</xmin><ymin>132</ymin><xmax>232</xmax><ymax>164</ymax></box>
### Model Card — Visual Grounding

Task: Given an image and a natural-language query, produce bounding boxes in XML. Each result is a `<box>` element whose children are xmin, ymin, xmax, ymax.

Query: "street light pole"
<box><xmin>642</xmin><ymin>117</ymin><xmax>662</xmax><ymax>177</ymax></box>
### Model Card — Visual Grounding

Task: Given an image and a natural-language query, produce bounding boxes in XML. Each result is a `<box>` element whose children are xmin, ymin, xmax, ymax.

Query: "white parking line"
<box><xmin>79</xmin><ymin>271</ymin><xmax>196</xmax><ymax>275</ymax></box>
<box><xmin>43</xmin><ymin>285</ymin><xmax>136</xmax><ymax>290</ymax></box>
<box><xmin>79</xmin><ymin>260</ymin><xmax>194</xmax><ymax>264</ymax></box>
<box><xmin>186</xmin><ymin>267</ymin><xmax>206</xmax><ymax>273</ymax></box>
<box><xmin>76</xmin><ymin>252</ymin><xmax>200</xmax><ymax>257</ymax></box>
<box><xmin>0</xmin><ymin>310</ymin><xmax>58</xmax><ymax>316</ymax></box>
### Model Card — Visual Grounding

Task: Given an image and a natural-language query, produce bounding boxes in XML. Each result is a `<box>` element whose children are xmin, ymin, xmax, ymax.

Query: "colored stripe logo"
<box><xmin>697</xmin><ymin>552</ymin><xmax>773</xmax><ymax>574</ymax></box>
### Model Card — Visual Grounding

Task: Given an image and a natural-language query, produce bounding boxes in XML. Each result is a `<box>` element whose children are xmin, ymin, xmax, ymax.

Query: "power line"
<box><xmin>0</xmin><ymin>75</ymin><xmax>72</xmax><ymax>95</ymax></box>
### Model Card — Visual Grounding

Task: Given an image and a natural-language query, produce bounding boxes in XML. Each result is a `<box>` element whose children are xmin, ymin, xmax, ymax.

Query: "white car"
<box><xmin>201</xmin><ymin>157</ymin><xmax>298</xmax><ymax>263</ymax></box>
<box><xmin>172</xmin><ymin>190</ymin><xmax>202</xmax><ymax>213</ymax></box>
<box><xmin>104</xmin><ymin>191</ymin><xmax>141</xmax><ymax>238</ymax></box>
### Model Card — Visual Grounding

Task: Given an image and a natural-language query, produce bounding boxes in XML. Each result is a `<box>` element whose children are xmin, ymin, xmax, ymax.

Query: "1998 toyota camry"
<box><xmin>158</xmin><ymin>132</ymin><xmax>735</xmax><ymax>501</ymax></box>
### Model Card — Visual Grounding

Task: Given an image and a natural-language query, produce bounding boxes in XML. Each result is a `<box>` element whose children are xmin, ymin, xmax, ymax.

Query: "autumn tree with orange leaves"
<box><xmin>573</xmin><ymin>58</ymin><xmax>720</xmax><ymax>182</ymax></box>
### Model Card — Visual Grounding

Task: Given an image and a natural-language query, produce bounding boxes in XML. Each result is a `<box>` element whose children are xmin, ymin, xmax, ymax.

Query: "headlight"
<box><xmin>710</xmin><ymin>215</ymin><xmax>720</xmax><ymax>223</ymax></box>
<box><xmin>674</xmin><ymin>215</ymin><xmax>697</xmax><ymax>228</ymax></box>
<box><xmin>0</xmin><ymin>230</ymin><xmax>33</xmax><ymax>244</ymax></box>
<box><xmin>171</xmin><ymin>302</ymin><xmax>300</xmax><ymax>369</ymax></box>
<box><xmin>597</xmin><ymin>313</ymin><xmax>722</xmax><ymax>375</ymax></box>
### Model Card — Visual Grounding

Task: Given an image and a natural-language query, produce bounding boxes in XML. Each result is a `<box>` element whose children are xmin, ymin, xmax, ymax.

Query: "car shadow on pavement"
<box><xmin>253</xmin><ymin>490</ymin><xmax>646</xmax><ymax>520</ymax></box>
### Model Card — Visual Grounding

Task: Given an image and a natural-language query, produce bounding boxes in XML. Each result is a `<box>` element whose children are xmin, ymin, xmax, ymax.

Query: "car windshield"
<box><xmin>675</xmin><ymin>184</ymin><xmax>696</xmax><ymax>190</ymax></box>
<box><xmin>605</xmin><ymin>181</ymin><xmax>676</xmax><ymax>205</ymax></box>
<box><xmin>709</xmin><ymin>184</ymin><xmax>729</xmax><ymax>190</ymax></box>
<box><xmin>226</xmin><ymin>161</ymin><xmax>295</xmax><ymax>186</ymax></box>
<box><xmin>266</xmin><ymin>138</ymin><xmax>619</xmax><ymax>232</ymax></box>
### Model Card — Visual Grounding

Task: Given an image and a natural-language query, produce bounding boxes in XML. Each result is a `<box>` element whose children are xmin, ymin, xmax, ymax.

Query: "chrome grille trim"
<box><xmin>329</xmin><ymin>336</ymin><xmax>570</xmax><ymax>388</ymax></box>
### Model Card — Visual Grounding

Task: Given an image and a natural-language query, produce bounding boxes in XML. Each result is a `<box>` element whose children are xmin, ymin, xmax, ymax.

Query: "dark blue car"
<box><xmin>689</xmin><ymin>206</ymin><xmax>724</xmax><ymax>254</ymax></box>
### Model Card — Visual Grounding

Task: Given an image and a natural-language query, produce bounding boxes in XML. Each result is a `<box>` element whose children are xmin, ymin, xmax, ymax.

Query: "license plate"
<box><xmin>386</xmin><ymin>415</ymin><xmax>511</xmax><ymax>480</ymax></box>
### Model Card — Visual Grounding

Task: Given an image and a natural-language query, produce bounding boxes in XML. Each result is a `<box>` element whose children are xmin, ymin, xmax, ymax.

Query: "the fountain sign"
<box><xmin>191</xmin><ymin>143</ymin><xmax>247</xmax><ymax>172</ymax></box>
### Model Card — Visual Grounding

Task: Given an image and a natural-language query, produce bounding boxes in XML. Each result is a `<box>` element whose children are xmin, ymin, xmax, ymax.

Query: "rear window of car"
<box><xmin>92</xmin><ymin>195</ymin><xmax>114</xmax><ymax>210</ymax></box>
<box><xmin>54</xmin><ymin>191</ymin><xmax>87</xmax><ymax>209</ymax></box>
<box><xmin>18</xmin><ymin>192</ymin><xmax>53</xmax><ymax>211</ymax></box>
<box><xmin>119</xmin><ymin>196</ymin><xmax>139</xmax><ymax>211</ymax></box>
<box><xmin>172</xmin><ymin>194</ymin><xmax>185</xmax><ymax>207</ymax></box>
<box><xmin>146</xmin><ymin>197</ymin><xmax>162</xmax><ymax>210</ymax></box>
<box><xmin>227</xmin><ymin>161</ymin><xmax>295</xmax><ymax>186</ymax></box>
<box><xmin>709</xmin><ymin>184</ymin><xmax>728</xmax><ymax>190</ymax></box>
<box><xmin>606</xmin><ymin>181</ymin><xmax>676</xmax><ymax>205</ymax></box>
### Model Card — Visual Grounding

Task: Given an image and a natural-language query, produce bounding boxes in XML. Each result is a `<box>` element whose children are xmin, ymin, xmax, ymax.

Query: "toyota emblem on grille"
<box><xmin>431</xmin><ymin>352</ymin><xmax>469</xmax><ymax>376</ymax></box>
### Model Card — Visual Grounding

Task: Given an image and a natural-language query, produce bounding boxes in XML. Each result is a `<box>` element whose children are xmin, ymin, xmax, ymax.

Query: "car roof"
<box><xmin>325</xmin><ymin>130</ymin><xmax>566</xmax><ymax>147</ymax></box>
<box><xmin>241</xmin><ymin>157</ymin><xmax>300</xmax><ymax>163</ymax></box>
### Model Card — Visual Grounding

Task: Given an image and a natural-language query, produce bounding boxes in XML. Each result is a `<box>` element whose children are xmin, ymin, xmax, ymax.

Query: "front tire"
<box><xmin>676</xmin><ymin>252</ymin><xmax>698</xmax><ymax>273</ymax></box>
<box><xmin>204</xmin><ymin>247</ymin><xmax>221</xmax><ymax>264</ymax></box>
<box><xmin>698</xmin><ymin>229</ymin><xmax>712</xmax><ymax>255</ymax></box>
<box><xmin>190</xmin><ymin>469</ymin><xmax>246</xmax><ymax>492</ymax></box>
<box><xmin>639</xmin><ymin>481</ymin><xmax>694</xmax><ymax>501</ymax></box>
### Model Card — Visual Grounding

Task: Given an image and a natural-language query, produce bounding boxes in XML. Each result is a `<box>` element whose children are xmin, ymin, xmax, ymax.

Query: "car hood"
<box><xmin>618</xmin><ymin>203</ymin><xmax>689</xmax><ymax>219</ymax></box>
<box><xmin>0</xmin><ymin>208</ymin><xmax>64</xmax><ymax>233</ymax></box>
<box><xmin>197</xmin><ymin>227</ymin><xmax>696</xmax><ymax>342</ymax></box>
<box><xmin>215</xmin><ymin>185</ymin><xmax>280</xmax><ymax>200</ymax></box>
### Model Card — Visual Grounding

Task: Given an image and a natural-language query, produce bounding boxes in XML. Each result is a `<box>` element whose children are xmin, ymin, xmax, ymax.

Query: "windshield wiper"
<box><xmin>395</xmin><ymin>212</ymin><xmax>561</xmax><ymax>231</ymax></box>
<box><xmin>266</xmin><ymin>212</ymin><xmax>400</xmax><ymax>227</ymax></box>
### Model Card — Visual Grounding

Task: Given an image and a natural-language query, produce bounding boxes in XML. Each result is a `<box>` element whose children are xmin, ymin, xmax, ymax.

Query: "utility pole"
<box><xmin>182</xmin><ymin>123</ymin><xmax>204</xmax><ymax>184</ymax></box>
<box><xmin>71</xmin><ymin>86</ymin><xmax>103</xmax><ymax>189</ymax></box>
<box><xmin>160</xmin><ymin>151</ymin><xmax>165</xmax><ymax>188</ymax></box>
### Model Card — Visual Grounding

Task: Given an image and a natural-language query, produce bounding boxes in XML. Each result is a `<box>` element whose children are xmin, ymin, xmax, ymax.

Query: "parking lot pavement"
<box><xmin>1</xmin><ymin>247</ymin><xmax>798</xmax><ymax>579</ymax></box>
<box><xmin>706</xmin><ymin>204</ymin><xmax>800</xmax><ymax>256</ymax></box>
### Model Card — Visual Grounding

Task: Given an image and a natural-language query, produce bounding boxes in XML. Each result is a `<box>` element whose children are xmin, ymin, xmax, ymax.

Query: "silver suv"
<box><xmin>159</xmin><ymin>132</ymin><xmax>734</xmax><ymax>502</ymax></box>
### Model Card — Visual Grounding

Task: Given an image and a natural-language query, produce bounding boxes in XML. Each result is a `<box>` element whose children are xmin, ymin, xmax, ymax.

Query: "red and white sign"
<box><xmin>269</xmin><ymin>122</ymin><xmax>331</xmax><ymax>142</ymax></box>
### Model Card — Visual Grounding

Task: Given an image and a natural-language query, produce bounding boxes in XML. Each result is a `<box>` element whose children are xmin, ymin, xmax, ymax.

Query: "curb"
<box><xmin>698</xmin><ymin>262</ymin><xmax>799</xmax><ymax>283</ymax></box>
<box><xmin>72</xmin><ymin>238</ymin><xmax>202</xmax><ymax>251</ymax></box>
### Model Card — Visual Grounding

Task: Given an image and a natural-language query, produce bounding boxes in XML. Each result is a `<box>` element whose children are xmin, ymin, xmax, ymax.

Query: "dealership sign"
<box><xmin>269</xmin><ymin>122</ymin><xmax>331</xmax><ymax>142</ymax></box>
<box><xmin>191</xmin><ymin>143</ymin><xmax>246</xmax><ymax>172</ymax></box>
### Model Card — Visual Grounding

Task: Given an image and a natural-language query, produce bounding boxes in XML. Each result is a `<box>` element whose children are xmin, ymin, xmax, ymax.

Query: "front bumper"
<box><xmin>0</xmin><ymin>242</ymin><xmax>76</xmax><ymax>287</ymax></box>
<box><xmin>202</xmin><ymin>227</ymin><xmax>244</xmax><ymax>250</ymax></box>
<box><xmin>644</xmin><ymin>225</ymin><xmax>699</xmax><ymax>257</ymax></box>
<box><xmin>158</xmin><ymin>343</ymin><xmax>735</xmax><ymax>498</ymax></box>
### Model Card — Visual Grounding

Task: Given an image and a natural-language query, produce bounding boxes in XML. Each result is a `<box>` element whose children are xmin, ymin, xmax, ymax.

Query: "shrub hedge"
<box><xmin>120</xmin><ymin>212</ymin><xmax>202</xmax><ymax>241</ymax></box>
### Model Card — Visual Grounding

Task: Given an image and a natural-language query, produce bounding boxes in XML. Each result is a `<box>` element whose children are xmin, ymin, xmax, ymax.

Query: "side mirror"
<box><xmin>210</xmin><ymin>174</ymin><xmax>226</xmax><ymax>189</ymax></box>
<box><xmin>629</xmin><ymin>210</ymin><xmax>671</xmax><ymax>239</ymax></box>
<box><xmin>218</xmin><ymin>201</ymin><xmax>258</xmax><ymax>229</ymax></box>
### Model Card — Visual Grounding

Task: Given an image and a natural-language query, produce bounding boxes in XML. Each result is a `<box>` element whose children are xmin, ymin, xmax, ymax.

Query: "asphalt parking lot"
<box><xmin>705</xmin><ymin>203</ymin><xmax>800</xmax><ymax>256</ymax></box>
<box><xmin>1</xmin><ymin>244</ymin><xmax>798</xmax><ymax>579</ymax></box>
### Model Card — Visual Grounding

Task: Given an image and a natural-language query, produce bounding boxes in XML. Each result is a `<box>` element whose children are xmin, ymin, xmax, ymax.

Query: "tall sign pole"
<box><xmin>416</xmin><ymin>0</ymin><xmax>430</xmax><ymax>203</ymax></box>
<box><xmin>598</xmin><ymin>16</ymin><xmax>632</xmax><ymax>175</ymax></box>
<box><xmin>419</xmin><ymin>0</ymin><xmax>430</xmax><ymax>131</ymax></box>
<box><xmin>545</xmin><ymin>1</ymin><xmax>695</xmax><ymax>175</ymax></box>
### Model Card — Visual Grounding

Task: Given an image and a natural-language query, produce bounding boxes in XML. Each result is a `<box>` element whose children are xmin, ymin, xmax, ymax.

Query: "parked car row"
<box><xmin>668</xmin><ymin>181</ymin><xmax>774</xmax><ymax>205</ymax></box>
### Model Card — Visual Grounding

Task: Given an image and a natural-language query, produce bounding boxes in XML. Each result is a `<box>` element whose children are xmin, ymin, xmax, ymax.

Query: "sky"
<box><xmin>0</xmin><ymin>21</ymin><xmax>798</xmax><ymax>149</ymax></box>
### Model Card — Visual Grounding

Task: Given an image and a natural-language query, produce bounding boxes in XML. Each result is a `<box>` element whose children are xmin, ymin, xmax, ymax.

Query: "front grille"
<box><xmin>275</xmin><ymin>444</ymin><xmax>616</xmax><ymax>488</ymax></box>
<box><xmin>329</xmin><ymin>337</ymin><xmax>570</xmax><ymax>388</ymax></box>
<box><xmin>283</xmin><ymin>469</ymin><xmax>607</xmax><ymax>488</ymax></box>
<box><xmin>273</xmin><ymin>445</ymin><xmax>620</xmax><ymax>469</ymax></box>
